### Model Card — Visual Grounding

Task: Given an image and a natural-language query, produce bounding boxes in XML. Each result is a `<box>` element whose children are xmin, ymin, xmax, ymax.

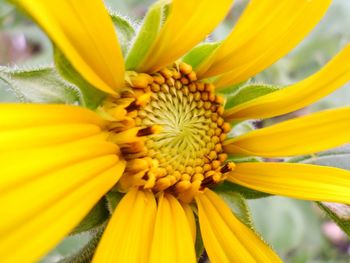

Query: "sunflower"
<box><xmin>1</xmin><ymin>0</ymin><xmax>350</xmax><ymax>262</ymax></box>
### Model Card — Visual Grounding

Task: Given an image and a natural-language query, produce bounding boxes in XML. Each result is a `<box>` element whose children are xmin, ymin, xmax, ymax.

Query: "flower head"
<box><xmin>2</xmin><ymin>0</ymin><xmax>350</xmax><ymax>262</ymax></box>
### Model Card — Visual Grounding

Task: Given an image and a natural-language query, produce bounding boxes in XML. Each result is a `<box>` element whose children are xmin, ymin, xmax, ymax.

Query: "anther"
<box><xmin>220</xmin><ymin>162</ymin><xmax>236</xmax><ymax>173</ymax></box>
<box><xmin>137</xmin><ymin>125</ymin><xmax>162</xmax><ymax>137</ymax></box>
<box><xmin>125</xmin><ymin>93</ymin><xmax>151</xmax><ymax>112</ymax></box>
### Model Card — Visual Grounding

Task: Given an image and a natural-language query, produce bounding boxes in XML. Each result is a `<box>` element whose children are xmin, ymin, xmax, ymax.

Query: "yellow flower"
<box><xmin>2</xmin><ymin>0</ymin><xmax>350</xmax><ymax>262</ymax></box>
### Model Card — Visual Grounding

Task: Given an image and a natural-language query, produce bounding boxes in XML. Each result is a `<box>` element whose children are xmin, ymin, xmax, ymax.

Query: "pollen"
<box><xmin>101</xmin><ymin>63</ymin><xmax>233</xmax><ymax>202</ymax></box>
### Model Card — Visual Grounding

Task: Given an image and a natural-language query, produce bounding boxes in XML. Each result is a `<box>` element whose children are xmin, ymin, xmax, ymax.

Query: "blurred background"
<box><xmin>1</xmin><ymin>0</ymin><xmax>350</xmax><ymax>262</ymax></box>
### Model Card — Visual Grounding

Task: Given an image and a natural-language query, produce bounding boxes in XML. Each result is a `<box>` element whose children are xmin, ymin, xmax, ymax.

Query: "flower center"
<box><xmin>101</xmin><ymin>63</ymin><xmax>233</xmax><ymax>202</ymax></box>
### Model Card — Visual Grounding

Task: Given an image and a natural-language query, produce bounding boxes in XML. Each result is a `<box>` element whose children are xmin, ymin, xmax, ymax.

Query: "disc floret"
<box><xmin>101</xmin><ymin>63</ymin><xmax>233</xmax><ymax>202</ymax></box>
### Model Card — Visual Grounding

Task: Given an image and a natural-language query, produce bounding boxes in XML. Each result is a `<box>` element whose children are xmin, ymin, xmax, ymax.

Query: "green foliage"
<box><xmin>216</xmin><ymin>191</ymin><xmax>253</xmax><ymax>227</ymax></box>
<box><xmin>182</xmin><ymin>42</ymin><xmax>219</xmax><ymax>70</ymax></box>
<box><xmin>109</xmin><ymin>11</ymin><xmax>136</xmax><ymax>56</ymax></box>
<box><xmin>105</xmin><ymin>191</ymin><xmax>124</xmax><ymax>214</ymax></box>
<box><xmin>224</xmin><ymin>83</ymin><xmax>280</xmax><ymax>109</ymax></box>
<box><xmin>215</xmin><ymin>181</ymin><xmax>270</xmax><ymax>200</ymax></box>
<box><xmin>125</xmin><ymin>0</ymin><xmax>169</xmax><ymax>70</ymax></box>
<box><xmin>71</xmin><ymin>200</ymin><xmax>110</xmax><ymax>235</ymax></box>
<box><xmin>58</xmin><ymin>225</ymin><xmax>105</xmax><ymax>263</ymax></box>
<box><xmin>0</xmin><ymin>65</ymin><xmax>81</xmax><ymax>104</ymax></box>
<box><xmin>40</xmin><ymin>232</ymin><xmax>91</xmax><ymax>263</ymax></box>
<box><xmin>53</xmin><ymin>48</ymin><xmax>106</xmax><ymax>109</ymax></box>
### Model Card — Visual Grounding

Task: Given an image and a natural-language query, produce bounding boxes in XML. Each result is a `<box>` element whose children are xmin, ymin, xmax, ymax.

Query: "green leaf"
<box><xmin>59</xmin><ymin>224</ymin><xmax>106</xmax><ymax>263</ymax></box>
<box><xmin>0</xmin><ymin>65</ymin><xmax>81</xmax><ymax>104</ymax></box>
<box><xmin>125</xmin><ymin>0</ymin><xmax>169</xmax><ymax>70</ymax></box>
<box><xmin>291</xmin><ymin>145</ymin><xmax>350</xmax><ymax>239</ymax></box>
<box><xmin>109</xmin><ymin>11</ymin><xmax>136</xmax><ymax>56</ymax></box>
<box><xmin>215</xmin><ymin>181</ymin><xmax>271</xmax><ymax>200</ymax></box>
<box><xmin>54</xmin><ymin>48</ymin><xmax>106</xmax><ymax>109</ymax></box>
<box><xmin>224</xmin><ymin>83</ymin><xmax>280</xmax><ymax>110</ymax></box>
<box><xmin>71</xmin><ymin>199</ymin><xmax>109</xmax><ymax>235</ymax></box>
<box><xmin>182</xmin><ymin>42</ymin><xmax>220</xmax><ymax>70</ymax></box>
<box><xmin>105</xmin><ymin>191</ymin><xmax>124</xmax><ymax>214</ymax></box>
<box><xmin>215</xmin><ymin>190</ymin><xmax>253</xmax><ymax>227</ymax></box>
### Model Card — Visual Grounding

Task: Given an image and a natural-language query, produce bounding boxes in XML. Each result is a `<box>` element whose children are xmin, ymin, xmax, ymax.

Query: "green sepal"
<box><xmin>215</xmin><ymin>181</ymin><xmax>271</xmax><ymax>200</ymax></box>
<box><xmin>105</xmin><ymin>191</ymin><xmax>124</xmax><ymax>214</ymax></box>
<box><xmin>227</xmin><ymin>156</ymin><xmax>262</xmax><ymax>163</ymax></box>
<box><xmin>70</xmin><ymin>199</ymin><xmax>109</xmax><ymax>235</ymax></box>
<box><xmin>0</xmin><ymin>65</ymin><xmax>81</xmax><ymax>104</ymax></box>
<box><xmin>215</xmin><ymin>190</ymin><xmax>253</xmax><ymax>227</ymax></box>
<box><xmin>228</xmin><ymin>120</ymin><xmax>255</xmax><ymax>139</ymax></box>
<box><xmin>125</xmin><ymin>0</ymin><xmax>170</xmax><ymax>70</ymax></box>
<box><xmin>109</xmin><ymin>10</ymin><xmax>136</xmax><ymax>56</ymax></box>
<box><xmin>182</xmin><ymin>42</ymin><xmax>220</xmax><ymax>70</ymax></box>
<box><xmin>194</xmin><ymin>215</ymin><xmax>205</xmax><ymax>261</ymax></box>
<box><xmin>224</xmin><ymin>83</ymin><xmax>280</xmax><ymax>110</ymax></box>
<box><xmin>218</xmin><ymin>79</ymin><xmax>249</xmax><ymax>95</ymax></box>
<box><xmin>291</xmin><ymin>145</ymin><xmax>350</xmax><ymax>238</ymax></box>
<box><xmin>53</xmin><ymin>47</ymin><xmax>106</xmax><ymax>109</ymax></box>
<box><xmin>59</xmin><ymin>223</ymin><xmax>106</xmax><ymax>263</ymax></box>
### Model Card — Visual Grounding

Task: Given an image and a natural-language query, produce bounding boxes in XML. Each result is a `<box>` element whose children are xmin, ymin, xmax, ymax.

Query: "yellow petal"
<box><xmin>195</xmin><ymin>189</ymin><xmax>281</xmax><ymax>263</ymax></box>
<box><xmin>1</xmin><ymin>155</ymin><xmax>120</xmax><ymax>235</ymax></box>
<box><xmin>0</xmin><ymin>161</ymin><xmax>125</xmax><ymax>263</ymax></box>
<box><xmin>229</xmin><ymin>162</ymin><xmax>350</xmax><ymax>204</ymax></box>
<box><xmin>14</xmin><ymin>0</ymin><xmax>124</xmax><ymax>94</ymax></box>
<box><xmin>0</xmin><ymin>123</ymin><xmax>103</xmax><ymax>152</ymax></box>
<box><xmin>224</xmin><ymin>107</ymin><xmax>350</xmax><ymax>157</ymax></box>
<box><xmin>0</xmin><ymin>135</ymin><xmax>117</xmax><ymax>192</ymax></box>
<box><xmin>182</xmin><ymin>203</ymin><xmax>196</xmax><ymax>243</ymax></box>
<box><xmin>93</xmin><ymin>189</ymin><xmax>156</xmax><ymax>263</ymax></box>
<box><xmin>138</xmin><ymin>0</ymin><xmax>233</xmax><ymax>73</ymax></box>
<box><xmin>149</xmin><ymin>194</ymin><xmax>196</xmax><ymax>263</ymax></box>
<box><xmin>224</xmin><ymin>44</ymin><xmax>350</xmax><ymax>120</ymax></box>
<box><xmin>0</xmin><ymin>104</ymin><xmax>105</xmax><ymax>128</ymax></box>
<box><xmin>0</xmin><ymin>104</ymin><xmax>117</xmax><ymax>192</ymax></box>
<box><xmin>198</xmin><ymin>0</ymin><xmax>331</xmax><ymax>86</ymax></box>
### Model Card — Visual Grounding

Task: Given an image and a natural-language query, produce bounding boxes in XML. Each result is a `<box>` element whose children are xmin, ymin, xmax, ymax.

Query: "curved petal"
<box><xmin>93</xmin><ymin>189</ymin><xmax>156</xmax><ymax>262</ymax></box>
<box><xmin>0</xmin><ymin>103</ymin><xmax>124</xmax><ymax>262</ymax></box>
<box><xmin>228</xmin><ymin>162</ymin><xmax>350</xmax><ymax>204</ymax></box>
<box><xmin>14</xmin><ymin>0</ymin><xmax>125</xmax><ymax>94</ymax></box>
<box><xmin>138</xmin><ymin>0</ymin><xmax>233</xmax><ymax>73</ymax></box>
<box><xmin>224</xmin><ymin>44</ymin><xmax>350</xmax><ymax>120</ymax></box>
<box><xmin>0</xmin><ymin>104</ymin><xmax>113</xmax><ymax>190</ymax></box>
<box><xmin>149</xmin><ymin>194</ymin><xmax>196</xmax><ymax>263</ymax></box>
<box><xmin>224</xmin><ymin>107</ymin><xmax>350</xmax><ymax>157</ymax></box>
<box><xmin>0</xmin><ymin>104</ymin><xmax>104</xmax><ymax>128</ymax></box>
<box><xmin>196</xmin><ymin>189</ymin><xmax>281</xmax><ymax>263</ymax></box>
<box><xmin>182</xmin><ymin>203</ymin><xmax>196</xmax><ymax>243</ymax></box>
<box><xmin>0</xmin><ymin>162</ymin><xmax>125</xmax><ymax>263</ymax></box>
<box><xmin>197</xmin><ymin>0</ymin><xmax>331</xmax><ymax>85</ymax></box>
